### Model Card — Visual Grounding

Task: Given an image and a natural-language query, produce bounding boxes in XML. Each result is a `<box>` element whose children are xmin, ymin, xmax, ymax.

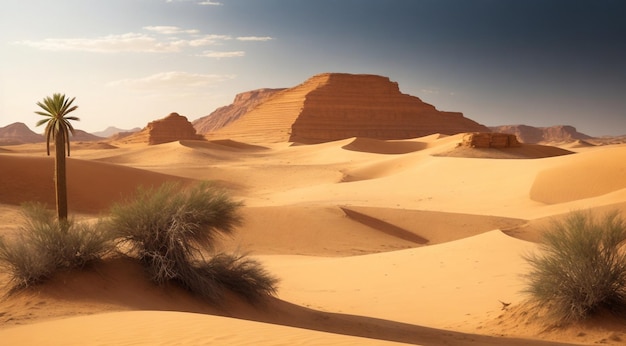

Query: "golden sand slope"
<box><xmin>1</xmin><ymin>135</ymin><xmax>626</xmax><ymax>345</ymax></box>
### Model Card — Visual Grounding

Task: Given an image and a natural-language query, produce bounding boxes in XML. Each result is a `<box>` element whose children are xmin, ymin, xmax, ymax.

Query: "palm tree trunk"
<box><xmin>54</xmin><ymin>131</ymin><xmax>68</xmax><ymax>221</ymax></box>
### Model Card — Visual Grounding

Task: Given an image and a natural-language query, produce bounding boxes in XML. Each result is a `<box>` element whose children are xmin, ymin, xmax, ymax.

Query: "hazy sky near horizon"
<box><xmin>1</xmin><ymin>0</ymin><xmax>624</xmax><ymax>136</ymax></box>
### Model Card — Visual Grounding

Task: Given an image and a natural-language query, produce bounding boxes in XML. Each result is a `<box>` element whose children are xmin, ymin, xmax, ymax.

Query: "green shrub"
<box><xmin>0</xmin><ymin>203</ymin><xmax>114</xmax><ymax>291</ymax></box>
<box><xmin>523</xmin><ymin>210</ymin><xmax>626</xmax><ymax>322</ymax></box>
<box><xmin>108</xmin><ymin>182</ymin><xmax>278</xmax><ymax>303</ymax></box>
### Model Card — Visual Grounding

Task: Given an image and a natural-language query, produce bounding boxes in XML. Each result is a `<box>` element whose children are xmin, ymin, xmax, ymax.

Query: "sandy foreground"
<box><xmin>1</xmin><ymin>134</ymin><xmax>626</xmax><ymax>345</ymax></box>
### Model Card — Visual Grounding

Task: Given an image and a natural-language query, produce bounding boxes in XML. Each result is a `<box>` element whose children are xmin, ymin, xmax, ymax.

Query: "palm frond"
<box><xmin>35</xmin><ymin>93</ymin><xmax>80</xmax><ymax>157</ymax></box>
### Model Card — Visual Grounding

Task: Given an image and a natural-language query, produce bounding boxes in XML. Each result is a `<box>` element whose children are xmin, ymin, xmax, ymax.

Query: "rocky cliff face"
<box><xmin>489</xmin><ymin>125</ymin><xmax>591</xmax><ymax>144</ymax></box>
<box><xmin>122</xmin><ymin>113</ymin><xmax>203</xmax><ymax>145</ymax></box>
<box><xmin>193</xmin><ymin>88</ymin><xmax>285</xmax><ymax>134</ymax></box>
<box><xmin>461</xmin><ymin>132</ymin><xmax>521</xmax><ymax>148</ymax></box>
<box><xmin>209</xmin><ymin>73</ymin><xmax>490</xmax><ymax>143</ymax></box>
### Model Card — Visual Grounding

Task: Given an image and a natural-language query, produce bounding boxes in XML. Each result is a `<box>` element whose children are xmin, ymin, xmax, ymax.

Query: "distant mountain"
<box><xmin>489</xmin><ymin>125</ymin><xmax>592</xmax><ymax>144</ymax></box>
<box><xmin>92</xmin><ymin>126</ymin><xmax>142</xmax><ymax>138</ymax></box>
<box><xmin>72</xmin><ymin>129</ymin><xmax>105</xmax><ymax>142</ymax></box>
<box><xmin>0</xmin><ymin>122</ymin><xmax>44</xmax><ymax>144</ymax></box>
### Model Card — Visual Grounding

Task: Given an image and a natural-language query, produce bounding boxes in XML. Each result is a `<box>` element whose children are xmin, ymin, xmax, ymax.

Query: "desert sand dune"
<box><xmin>185</xmin><ymin>139</ymin><xmax>270</xmax><ymax>151</ymax></box>
<box><xmin>436</xmin><ymin>143</ymin><xmax>574</xmax><ymax>159</ymax></box>
<box><xmin>530</xmin><ymin>145</ymin><xmax>626</xmax><ymax>204</ymax></box>
<box><xmin>0</xmin><ymin>255</ymin><xmax>569</xmax><ymax>346</ymax></box>
<box><xmin>0</xmin><ymin>154</ymin><xmax>192</xmax><ymax>213</ymax></box>
<box><xmin>341</xmin><ymin>137</ymin><xmax>428</xmax><ymax>154</ymax></box>
<box><xmin>2</xmin><ymin>133</ymin><xmax>626</xmax><ymax>345</ymax></box>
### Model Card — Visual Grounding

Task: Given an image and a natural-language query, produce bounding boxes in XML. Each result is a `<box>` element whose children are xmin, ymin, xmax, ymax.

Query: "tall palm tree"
<box><xmin>35</xmin><ymin>93</ymin><xmax>80</xmax><ymax>221</ymax></box>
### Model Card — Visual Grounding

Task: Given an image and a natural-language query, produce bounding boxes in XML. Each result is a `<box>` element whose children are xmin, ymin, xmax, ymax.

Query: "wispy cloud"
<box><xmin>143</xmin><ymin>26</ymin><xmax>199</xmax><ymax>35</ymax></box>
<box><xmin>15</xmin><ymin>27</ymin><xmax>271</xmax><ymax>57</ymax></box>
<box><xmin>188</xmin><ymin>34</ymin><xmax>232</xmax><ymax>46</ymax></box>
<box><xmin>197</xmin><ymin>50</ymin><xmax>245</xmax><ymax>58</ymax></box>
<box><xmin>166</xmin><ymin>0</ymin><xmax>222</xmax><ymax>5</ymax></box>
<box><xmin>108</xmin><ymin>71</ymin><xmax>235</xmax><ymax>90</ymax></box>
<box><xmin>16</xmin><ymin>33</ymin><xmax>183</xmax><ymax>53</ymax></box>
<box><xmin>236</xmin><ymin>36</ymin><xmax>273</xmax><ymax>42</ymax></box>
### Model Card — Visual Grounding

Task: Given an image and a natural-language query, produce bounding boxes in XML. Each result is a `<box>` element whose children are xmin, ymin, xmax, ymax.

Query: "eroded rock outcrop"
<box><xmin>193</xmin><ymin>88</ymin><xmax>285</xmax><ymax>134</ymax></box>
<box><xmin>461</xmin><ymin>132</ymin><xmax>521</xmax><ymax>148</ymax></box>
<box><xmin>122</xmin><ymin>113</ymin><xmax>203</xmax><ymax>145</ymax></box>
<box><xmin>209</xmin><ymin>73</ymin><xmax>490</xmax><ymax>143</ymax></box>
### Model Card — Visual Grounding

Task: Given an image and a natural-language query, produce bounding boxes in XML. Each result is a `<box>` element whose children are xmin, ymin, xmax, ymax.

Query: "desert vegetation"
<box><xmin>524</xmin><ymin>210</ymin><xmax>626</xmax><ymax>323</ymax></box>
<box><xmin>0</xmin><ymin>203</ymin><xmax>113</xmax><ymax>291</ymax></box>
<box><xmin>108</xmin><ymin>182</ymin><xmax>277</xmax><ymax>303</ymax></box>
<box><xmin>0</xmin><ymin>182</ymin><xmax>277</xmax><ymax>303</ymax></box>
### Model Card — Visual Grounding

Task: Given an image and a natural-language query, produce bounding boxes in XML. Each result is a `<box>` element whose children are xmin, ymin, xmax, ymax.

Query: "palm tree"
<box><xmin>35</xmin><ymin>93</ymin><xmax>79</xmax><ymax>221</ymax></box>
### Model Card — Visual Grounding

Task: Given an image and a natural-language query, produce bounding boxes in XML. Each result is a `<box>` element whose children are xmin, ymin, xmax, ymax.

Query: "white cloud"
<box><xmin>236</xmin><ymin>36</ymin><xmax>273</xmax><ymax>42</ymax></box>
<box><xmin>143</xmin><ymin>26</ymin><xmax>199</xmax><ymax>35</ymax></box>
<box><xmin>197</xmin><ymin>50</ymin><xmax>245</xmax><ymax>58</ymax></box>
<box><xmin>15</xmin><ymin>28</ymin><xmax>271</xmax><ymax>54</ymax></box>
<box><xmin>188</xmin><ymin>34</ymin><xmax>232</xmax><ymax>47</ymax></box>
<box><xmin>15</xmin><ymin>32</ymin><xmax>232</xmax><ymax>53</ymax></box>
<box><xmin>15</xmin><ymin>33</ymin><xmax>183</xmax><ymax>53</ymax></box>
<box><xmin>108</xmin><ymin>71</ymin><xmax>235</xmax><ymax>90</ymax></box>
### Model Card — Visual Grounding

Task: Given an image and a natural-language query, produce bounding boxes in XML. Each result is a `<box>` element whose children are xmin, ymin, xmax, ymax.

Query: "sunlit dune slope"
<box><xmin>530</xmin><ymin>145</ymin><xmax>626</xmax><ymax>204</ymax></box>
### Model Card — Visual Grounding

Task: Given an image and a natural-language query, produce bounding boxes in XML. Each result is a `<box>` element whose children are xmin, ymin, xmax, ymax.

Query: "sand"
<box><xmin>1</xmin><ymin>135</ymin><xmax>626</xmax><ymax>345</ymax></box>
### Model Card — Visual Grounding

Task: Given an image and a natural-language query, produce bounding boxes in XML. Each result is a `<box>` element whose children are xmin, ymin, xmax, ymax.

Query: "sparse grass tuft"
<box><xmin>108</xmin><ymin>182</ymin><xmax>278</xmax><ymax>303</ymax></box>
<box><xmin>192</xmin><ymin>253</ymin><xmax>278</xmax><ymax>303</ymax></box>
<box><xmin>0</xmin><ymin>203</ymin><xmax>114</xmax><ymax>291</ymax></box>
<box><xmin>523</xmin><ymin>210</ymin><xmax>626</xmax><ymax>322</ymax></box>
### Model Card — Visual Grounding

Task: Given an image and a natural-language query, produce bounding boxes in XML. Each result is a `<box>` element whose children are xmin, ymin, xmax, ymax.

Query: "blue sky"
<box><xmin>1</xmin><ymin>0</ymin><xmax>624</xmax><ymax>136</ymax></box>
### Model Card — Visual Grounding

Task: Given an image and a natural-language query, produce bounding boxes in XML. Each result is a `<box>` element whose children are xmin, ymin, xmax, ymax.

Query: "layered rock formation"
<box><xmin>122</xmin><ymin>113</ymin><xmax>203</xmax><ymax>145</ymax></box>
<box><xmin>489</xmin><ymin>125</ymin><xmax>591</xmax><ymax>144</ymax></box>
<box><xmin>461</xmin><ymin>132</ymin><xmax>521</xmax><ymax>148</ymax></box>
<box><xmin>193</xmin><ymin>88</ymin><xmax>285</xmax><ymax>134</ymax></box>
<box><xmin>209</xmin><ymin>73</ymin><xmax>490</xmax><ymax>143</ymax></box>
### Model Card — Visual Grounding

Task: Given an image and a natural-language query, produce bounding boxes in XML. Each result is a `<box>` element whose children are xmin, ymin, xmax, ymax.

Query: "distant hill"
<box><xmin>206</xmin><ymin>73</ymin><xmax>490</xmax><ymax>143</ymax></box>
<box><xmin>489</xmin><ymin>125</ymin><xmax>592</xmax><ymax>144</ymax></box>
<box><xmin>0</xmin><ymin>122</ymin><xmax>105</xmax><ymax>145</ymax></box>
<box><xmin>0</xmin><ymin>122</ymin><xmax>44</xmax><ymax>144</ymax></box>
<box><xmin>92</xmin><ymin>126</ymin><xmax>142</xmax><ymax>138</ymax></box>
<box><xmin>72</xmin><ymin>130</ymin><xmax>105</xmax><ymax>142</ymax></box>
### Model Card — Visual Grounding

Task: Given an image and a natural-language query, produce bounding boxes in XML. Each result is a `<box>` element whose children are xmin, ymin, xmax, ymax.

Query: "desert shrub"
<box><xmin>108</xmin><ymin>182</ymin><xmax>277</xmax><ymax>303</ymax></box>
<box><xmin>0</xmin><ymin>203</ymin><xmax>114</xmax><ymax>291</ymax></box>
<box><xmin>190</xmin><ymin>253</ymin><xmax>278</xmax><ymax>303</ymax></box>
<box><xmin>523</xmin><ymin>210</ymin><xmax>626</xmax><ymax>322</ymax></box>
